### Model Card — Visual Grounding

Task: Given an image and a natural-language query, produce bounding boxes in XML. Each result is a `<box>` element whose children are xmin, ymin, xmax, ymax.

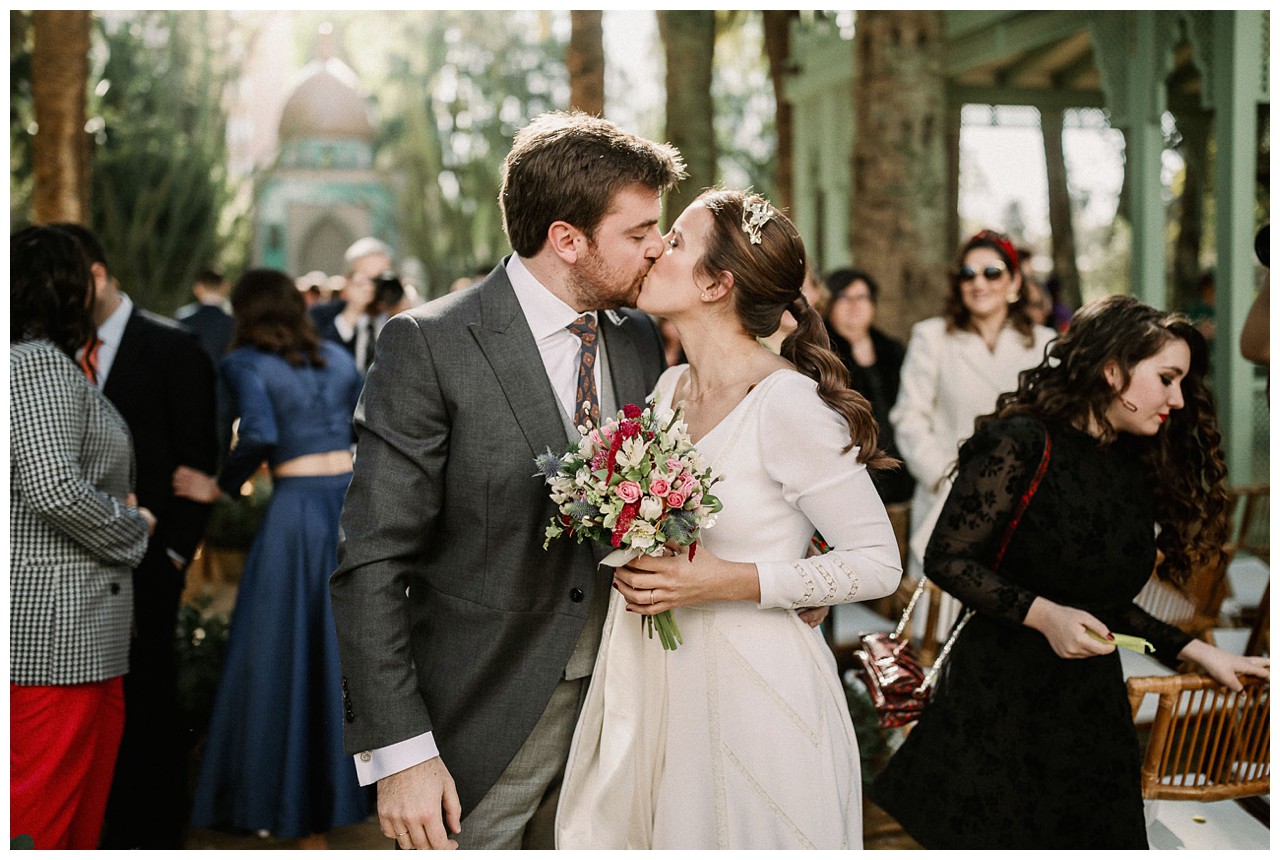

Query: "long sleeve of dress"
<box><xmin>755</xmin><ymin>375</ymin><xmax>903</xmax><ymax>610</ymax></box>
<box><xmin>923</xmin><ymin>416</ymin><xmax>1046</xmax><ymax>625</ymax></box>
<box><xmin>217</xmin><ymin>354</ymin><xmax>278</xmax><ymax>495</ymax></box>
<box><xmin>10</xmin><ymin>348</ymin><xmax>149</xmax><ymax>567</ymax></box>
<box><xmin>889</xmin><ymin>320</ymin><xmax>951</xmax><ymax>492</ymax></box>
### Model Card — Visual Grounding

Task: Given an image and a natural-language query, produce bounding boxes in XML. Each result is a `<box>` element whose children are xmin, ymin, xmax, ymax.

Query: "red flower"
<box><xmin>623</xmin><ymin>403</ymin><xmax>642</xmax><ymax>419</ymax></box>
<box><xmin>611</xmin><ymin>501</ymin><xmax>639</xmax><ymax>547</ymax></box>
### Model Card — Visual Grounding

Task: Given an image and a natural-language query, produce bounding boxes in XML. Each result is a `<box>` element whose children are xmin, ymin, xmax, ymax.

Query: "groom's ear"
<box><xmin>547</xmin><ymin>221</ymin><xmax>585</xmax><ymax>265</ymax></box>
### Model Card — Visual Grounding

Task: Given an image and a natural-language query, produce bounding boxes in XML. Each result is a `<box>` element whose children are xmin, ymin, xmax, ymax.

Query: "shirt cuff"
<box><xmin>353</xmin><ymin>731</ymin><xmax>440</xmax><ymax>786</ymax></box>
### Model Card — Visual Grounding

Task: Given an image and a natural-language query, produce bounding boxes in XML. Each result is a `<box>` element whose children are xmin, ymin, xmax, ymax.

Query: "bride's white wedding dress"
<box><xmin>555</xmin><ymin>366</ymin><xmax>902</xmax><ymax>849</ymax></box>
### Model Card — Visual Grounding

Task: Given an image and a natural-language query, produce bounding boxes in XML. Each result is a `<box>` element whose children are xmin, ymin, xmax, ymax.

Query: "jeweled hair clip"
<box><xmin>741</xmin><ymin>197</ymin><xmax>773</xmax><ymax>245</ymax></box>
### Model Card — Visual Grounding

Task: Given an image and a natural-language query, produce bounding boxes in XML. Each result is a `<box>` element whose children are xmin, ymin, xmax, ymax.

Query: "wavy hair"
<box><xmin>695</xmin><ymin>189</ymin><xmax>894</xmax><ymax>469</ymax></box>
<box><xmin>10</xmin><ymin>225</ymin><xmax>97</xmax><ymax>357</ymax></box>
<box><xmin>230</xmin><ymin>269</ymin><xmax>326</xmax><ymax>367</ymax></box>
<box><xmin>943</xmin><ymin>230</ymin><xmax>1036</xmax><ymax>346</ymax></box>
<box><xmin>979</xmin><ymin>295</ymin><xmax>1230</xmax><ymax>585</ymax></box>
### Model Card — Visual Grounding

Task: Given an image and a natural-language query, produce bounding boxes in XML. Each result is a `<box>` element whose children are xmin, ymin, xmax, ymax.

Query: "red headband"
<box><xmin>969</xmin><ymin>229</ymin><xmax>1019</xmax><ymax>272</ymax></box>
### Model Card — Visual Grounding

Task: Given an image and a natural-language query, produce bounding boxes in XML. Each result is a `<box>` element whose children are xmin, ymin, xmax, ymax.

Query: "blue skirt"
<box><xmin>190</xmin><ymin>473</ymin><xmax>371</xmax><ymax>838</ymax></box>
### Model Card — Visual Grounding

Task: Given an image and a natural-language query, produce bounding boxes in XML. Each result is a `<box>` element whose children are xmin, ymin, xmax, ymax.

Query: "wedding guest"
<box><xmin>557</xmin><ymin>191</ymin><xmax>903</xmax><ymax>849</ymax></box>
<box><xmin>10</xmin><ymin>226</ymin><xmax>154</xmax><ymax>850</ymax></box>
<box><xmin>181</xmin><ymin>269</ymin><xmax>368</xmax><ymax>847</ymax></box>
<box><xmin>822</xmin><ymin>267</ymin><xmax>913</xmax><ymax>504</ymax></box>
<box><xmin>871</xmin><ymin>295</ymin><xmax>1270</xmax><ymax>849</ymax></box>
<box><xmin>889</xmin><ymin>230</ymin><xmax>1055</xmax><ymax>574</ymax></box>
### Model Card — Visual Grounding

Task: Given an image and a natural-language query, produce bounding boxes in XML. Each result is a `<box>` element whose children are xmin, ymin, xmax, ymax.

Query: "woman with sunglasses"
<box><xmin>871</xmin><ymin>296</ymin><xmax>1268</xmax><ymax>848</ymax></box>
<box><xmin>889</xmin><ymin>230</ymin><xmax>1056</xmax><ymax>575</ymax></box>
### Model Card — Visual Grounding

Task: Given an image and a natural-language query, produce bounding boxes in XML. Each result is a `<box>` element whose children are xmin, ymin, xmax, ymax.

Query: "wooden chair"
<box><xmin>1127</xmin><ymin>674</ymin><xmax>1269</xmax><ymax>801</ymax></box>
<box><xmin>1226</xmin><ymin>485</ymin><xmax>1269</xmax><ymax>656</ymax></box>
<box><xmin>1127</xmin><ymin>673</ymin><xmax>1270</xmax><ymax>849</ymax></box>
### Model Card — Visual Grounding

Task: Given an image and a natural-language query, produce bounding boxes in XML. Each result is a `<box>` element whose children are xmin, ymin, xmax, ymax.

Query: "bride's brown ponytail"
<box><xmin>697</xmin><ymin>189</ymin><xmax>895</xmax><ymax>468</ymax></box>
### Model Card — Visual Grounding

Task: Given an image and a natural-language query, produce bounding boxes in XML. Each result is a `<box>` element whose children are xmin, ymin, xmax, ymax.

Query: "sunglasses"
<box><xmin>958</xmin><ymin>263</ymin><xmax>1008</xmax><ymax>283</ymax></box>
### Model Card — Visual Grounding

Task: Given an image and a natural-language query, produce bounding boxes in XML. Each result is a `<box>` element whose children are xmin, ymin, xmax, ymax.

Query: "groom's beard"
<box><xmin>569</xmin><ymin>244</ymin><xmax>650</xmax><ymax>310</ymax></box>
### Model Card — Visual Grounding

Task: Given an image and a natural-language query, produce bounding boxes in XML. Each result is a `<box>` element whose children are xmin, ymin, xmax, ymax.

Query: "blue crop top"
<box><xmin>217</xmin><ymin>342</ymin><xmax>362</xmax><ymax>495</ymax></box>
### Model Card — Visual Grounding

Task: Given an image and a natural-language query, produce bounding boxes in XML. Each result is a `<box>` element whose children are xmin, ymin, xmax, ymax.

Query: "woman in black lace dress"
<box><xmin>871</xmin><ymin>296</ymin><xmax>1269</xmax><ymax>849</ymax></box>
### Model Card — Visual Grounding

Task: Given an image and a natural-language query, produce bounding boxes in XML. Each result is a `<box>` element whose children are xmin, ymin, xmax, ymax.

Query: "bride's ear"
<box><xmin>704</xmin><ymin>271</ymin><xmax>734</xmax><ymax>302</ymax></box>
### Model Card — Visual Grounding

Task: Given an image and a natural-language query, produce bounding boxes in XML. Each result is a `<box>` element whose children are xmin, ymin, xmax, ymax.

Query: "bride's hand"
<box><xmin>613</xmin><ymin>543</ymin><xmax>760</xmax><ymax>614</ymax></box>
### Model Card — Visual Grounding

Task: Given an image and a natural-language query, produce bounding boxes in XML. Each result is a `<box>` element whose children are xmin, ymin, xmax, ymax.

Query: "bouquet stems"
<box><xmin>644</xmin><ymin>610</ymin><xmax>684</xmax><ymax>651</ymax></box>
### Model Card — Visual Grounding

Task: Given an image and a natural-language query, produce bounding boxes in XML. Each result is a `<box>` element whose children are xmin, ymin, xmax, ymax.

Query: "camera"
<box><xmin>372</xmin><ymin>270</ymin><xmax>405</xmax><ymax>311</ymax></box>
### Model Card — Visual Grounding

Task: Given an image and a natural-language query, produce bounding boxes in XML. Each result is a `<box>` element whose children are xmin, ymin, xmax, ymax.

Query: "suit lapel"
<box><xmin>600</xmin><ymin>310</ymin><xmax>650</xmax><ymax>409</ymax></box>
<box><xmin>102</xmin><ymin>309</ymin><xmax>145</xmax><ymax>401</ymax></box>
<box><xmin>468</xmin><ymin>271</ymin><xmax>571</xmax><ymax>459</ymax></box>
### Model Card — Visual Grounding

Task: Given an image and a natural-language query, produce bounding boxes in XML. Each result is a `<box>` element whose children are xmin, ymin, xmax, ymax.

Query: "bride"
<box><xmin>554</xmin><ymin>190</ymin><xmax>903</xmax><ymax>849</ymax></box>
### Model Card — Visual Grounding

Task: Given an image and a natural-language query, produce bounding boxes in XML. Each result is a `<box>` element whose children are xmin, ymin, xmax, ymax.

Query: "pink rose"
<box><xmin>678</xmin><ymin>473</ymin><xmax>698</xmax><ymax>493</ymax></box>
<box><xmin>666</xmin><ymin>458</ymin><xmax>684</xmax><ymax>475</ymax></box>
<box><xmin>649</xmin><ymin>478</ymin><xmax>671</xmax><ymax>497</ymax></box>
<box><xmin>588</xmin><ymin>429</ymin><xmax>604</xmax><ymax>447</ymax></box>
<box><xmin>666</xmin><ymin>491</ymin><xmax>686</xmax><ymax>509</ymax></box>
<box><xmin>617</xmin><ymin>481</ymin><xmax>642</xmax><ymax>504</ymax></box>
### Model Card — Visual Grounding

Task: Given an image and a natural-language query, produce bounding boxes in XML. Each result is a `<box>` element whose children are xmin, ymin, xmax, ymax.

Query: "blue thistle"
<box><xmin>534</xmin><ymin>449</ymin><xmax>565</xmax><ymax>480</ymax></box>
<box><xmin>565</xmin><ymin>498</ymin><xmax>600</xmax><ymax>520</ymax></box>
<box><xmin>663</xmin><ymin>509</ymin><xmax>698</xmax><ymax>544</ymax></box>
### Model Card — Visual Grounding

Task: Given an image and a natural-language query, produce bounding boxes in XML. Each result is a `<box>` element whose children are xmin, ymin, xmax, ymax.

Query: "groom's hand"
<box><xmin>378</xmin><ymin>756</ymin><xmax>462</xmax><ymax>850</ymax></box>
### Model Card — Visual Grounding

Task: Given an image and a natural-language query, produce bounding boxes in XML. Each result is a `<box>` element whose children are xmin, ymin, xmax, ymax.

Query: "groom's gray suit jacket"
<box><xmin>330</xmin><ymin>261</ymin><xmax>666</xmax><ymax>814</ymax></box>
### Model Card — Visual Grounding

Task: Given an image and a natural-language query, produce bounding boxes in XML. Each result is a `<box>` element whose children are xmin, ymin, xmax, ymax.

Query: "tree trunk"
<box><xmin>32</xmin><ymin>10</ymin><xmax>91</xmax><ymax>225</ymax></box>
<box><xmin>850</xmin><ymin>11</ymin><xmax>948</xmax><ymax>339</ymax></box>
<box><xmin>1170</xmin><ymin>107</ymin><xmax>1209</xmax><ymax>312</ymax></box>
<box><xmin>658</xmin><ymin>10</ymin><xmax>716</xmax><ymax>223</ymax></box>
<box><xmin>762</xmin><ymin>10</ymin><xmax>796</xmax><ymax>213</ymax></box>
<box><xmin>1041</xmin><ymin>108</ymin><xmax>1082</xmax><ymax>310</ymax></box>
<box><xmin>567</xmin><ymin>11</ymin><xmax>605</xmax><ymax>117</ymax></box>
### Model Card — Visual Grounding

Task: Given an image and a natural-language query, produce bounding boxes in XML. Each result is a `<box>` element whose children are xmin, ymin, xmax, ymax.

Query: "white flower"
<box><xmin>615</xmin><ymin>436</ymin><xmax>648</xmax><ymax>470</ymax></box>
<box><xmin>627</xmin><ymin>519</ymin><xmax>658</xmax><ymax>551</ymax></box>
<box><xmin>574</xmin><ymin>466</ymin><xmax>594</xmax><ymax>488</ymax></box>
<box><xmin>638</xmin><ymin>496</ymin><xmax>663</xmax><ymax>521</ymax></box>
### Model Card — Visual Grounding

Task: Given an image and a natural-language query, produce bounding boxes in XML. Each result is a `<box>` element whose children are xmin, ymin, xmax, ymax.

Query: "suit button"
<box><xmin>110</xmin><ymin>583</ymin><xmax>121</xmax><ymax>595</ymax></box>
<box><xmin>569</xmin><ymin>588</ymin><xmax>584</xmax><ymax>603</ymax></box>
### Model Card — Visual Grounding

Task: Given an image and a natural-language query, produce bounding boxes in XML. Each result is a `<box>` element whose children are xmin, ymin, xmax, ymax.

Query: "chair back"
<box><xmin>1126</xmin><ymin>674</ymin><xmax>1269</xmax><ymax>802</ymax></box>
<box><xmin>1229</xmin><ymin>484</ymin><xmax>1269</xmax><ymax>564</ymax></box>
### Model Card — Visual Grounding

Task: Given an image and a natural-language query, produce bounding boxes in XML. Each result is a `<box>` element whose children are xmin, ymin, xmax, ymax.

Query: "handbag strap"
<box><xmin>918</xmin><ymin>427</ymin><xmax>1052</xmax><ymax>694</ymax></box>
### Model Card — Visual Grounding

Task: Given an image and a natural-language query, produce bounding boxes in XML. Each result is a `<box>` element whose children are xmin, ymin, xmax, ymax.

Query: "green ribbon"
<box><xmin>1088</xmin><ymin>629</ymin><xmax>1155</xmax><ymax>654</ymax></box>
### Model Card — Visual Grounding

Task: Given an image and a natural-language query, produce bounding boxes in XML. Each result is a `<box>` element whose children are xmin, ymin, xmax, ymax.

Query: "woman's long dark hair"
<box><xmin>10</xmin><ymin>225</ymin><xmax>97</xmax><ymax>357</ymax></box>
<box><xmin>943</xmin><ymin>229</ymin><xmax>1036</xmax><ymax>347</ymax></box>
<box><xmin>978</xmin><ymin>295</ymin><xmax>1230</xmax><ymax>584</ymax></box>
<box><xmin>230</xmin><ymin>268</ymin><xmax>326</xmax><ymax>367</ymax></box>
<box><xmin>696</xmin><ymin>189</ymin><xmax>894</xmax><ymax>469</ymax></box>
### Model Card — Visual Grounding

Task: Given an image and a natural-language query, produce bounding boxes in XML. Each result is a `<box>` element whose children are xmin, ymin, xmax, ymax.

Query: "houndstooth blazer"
<box><xmin>10</xmin><ymin>338</ymin><xmax>149</xmax><ymax>685</ymax></box>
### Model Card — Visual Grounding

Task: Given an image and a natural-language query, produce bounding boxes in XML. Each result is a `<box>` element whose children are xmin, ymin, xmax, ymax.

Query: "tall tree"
<box><xmin>761</xmin><ymin>11</ymin><xmax>796</xmax><ymax>213</ymax></box>
<box><xmin>31</xmin><ymin>10</ymin><xmax>91</xmax><ymax>224</ymax></box>
<box><xmin>90</xmin><ymin>11</ymin><xmax>241</xmax><ymax>314</ymax></box>
<box><xmin>567</xmin><ymin>11</ymin><xmax>604</xmax><ymax>116</ymax></box>
<box><xmin>849</xmin><ymin>11</ymin><xmax>948</xmax><ymax>338</ymax></box>
<box><xmin>658</xmin><ymin>10</ymin><xmax>716</xmax><ymax>222</ymax></box>
<box><xmin>1040</xmin><ymin>109</ymin><xmax>1082</xmax><ymax>310</ymax></box>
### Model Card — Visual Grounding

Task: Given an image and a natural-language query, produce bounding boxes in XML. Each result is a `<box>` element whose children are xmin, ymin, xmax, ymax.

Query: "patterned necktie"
<box><xmin>566</xmin><ymin>314</ymin><xmax>600</xmax><ymax>430</ymax></box>
<box><xmin>79</xmin><ymin>337</ymin><xmax>102</xmax><ymax>384</ymax></box>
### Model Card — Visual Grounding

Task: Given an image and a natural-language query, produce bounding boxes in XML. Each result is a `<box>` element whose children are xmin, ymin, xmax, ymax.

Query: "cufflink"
<box><xmin>360</xmin><ymin>751</ymin><xmax>372</xmax><ymax>763</ymax></box>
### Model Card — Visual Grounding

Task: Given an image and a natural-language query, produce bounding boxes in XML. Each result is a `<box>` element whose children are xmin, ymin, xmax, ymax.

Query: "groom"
<box><xmin>330</xmin><ymin>112</ymin><xmax>686</xmax><ymax>850</ymax></box>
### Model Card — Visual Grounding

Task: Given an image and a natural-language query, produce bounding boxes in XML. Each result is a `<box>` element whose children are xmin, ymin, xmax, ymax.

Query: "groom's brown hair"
<box><xmin>500</xmin><ymin>111</ymin><xmax>686</xmax><ymax>258</ymax></box>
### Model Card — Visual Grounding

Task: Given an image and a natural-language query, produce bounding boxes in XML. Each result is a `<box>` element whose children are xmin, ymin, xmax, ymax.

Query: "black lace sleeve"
<box><xmin>1100</xmin><ymin>603</ymin><xmax>1193</xmax><ymax>662</ymax></box>
<box><xmin>923</xmin><ymin>416</ymin><xmax>1047</xmax><ymax>625</ymax></box>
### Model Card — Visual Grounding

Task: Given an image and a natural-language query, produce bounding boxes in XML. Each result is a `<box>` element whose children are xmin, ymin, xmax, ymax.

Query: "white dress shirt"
<box><xmin>90</xmin><ymin>293</ymin><xmax>133</xmax><ymax>388</ymax></box>
<box><xmin>353</xmin><ymin>254</ymin><xmax>608</xmax><ymax>786</ymax></box>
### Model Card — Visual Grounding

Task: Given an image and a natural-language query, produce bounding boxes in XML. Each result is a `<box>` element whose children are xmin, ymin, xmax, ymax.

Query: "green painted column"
<box><xmin>1128</xmin><ymin>12</ymin><xmax>1167</xmax><ymax>309</ymax></box>
<box><xmin>1212</xmin><ymin>10</ymin><xmax>1263</xmax><ymax>486</ymax></box>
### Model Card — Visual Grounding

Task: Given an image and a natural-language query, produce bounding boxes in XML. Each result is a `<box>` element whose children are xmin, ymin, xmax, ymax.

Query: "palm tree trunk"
<box><xmin>568</xmin><ymin>11</ymin><xmax>605</xmax><ymax>116</ymax></box>
<box><xmin>850</xmin><ymin>10</ymin><xmax>948</xmax><ymax>338</ymax></box>
<box><xmin>32</xmin><ymin>9</ymin><xmax>91</xmax><ymax>224</ymax></box>
<box><xmin>658</xmin><ymin>10</ymin><xmax>716</xmax><ymax>223</ymax></box>
<box><xmin>762</xmin><ymin>11</ymin><xmax>796</xmax><ymax>213</ymax></box>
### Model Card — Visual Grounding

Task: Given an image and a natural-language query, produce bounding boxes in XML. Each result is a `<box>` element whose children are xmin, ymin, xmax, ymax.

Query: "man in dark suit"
<box><xmin>310</xmin><ymin>237</ymin><xmax>394</xmax><ymax>375</ymax></box>
<box><xmin>329</xmin><ymin>112</ymin><xmax>685</xmax><ymax>850</ymax></box>
<box><xmin>175</xmin><ymin>268</ymin><xmax>234</xmax><ymax>367</ymax></box>
<box><xmin>56</xmin><ymin>224</ymin><xmax>219</xmax><ymax>849</ymax></box>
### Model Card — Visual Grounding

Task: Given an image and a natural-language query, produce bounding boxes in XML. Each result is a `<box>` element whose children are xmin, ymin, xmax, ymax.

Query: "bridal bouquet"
<box><xmin>536</xmin><ymin>401</ymin><xmax>723</xmax><ymax>650</ymax></box>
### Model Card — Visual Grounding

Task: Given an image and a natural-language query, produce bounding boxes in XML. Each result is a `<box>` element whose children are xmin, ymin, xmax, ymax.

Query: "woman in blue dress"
<box><xmin>179</xmin><ymin>268</ymin><xmax>370</xmax><ymax>846</ymax></box>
